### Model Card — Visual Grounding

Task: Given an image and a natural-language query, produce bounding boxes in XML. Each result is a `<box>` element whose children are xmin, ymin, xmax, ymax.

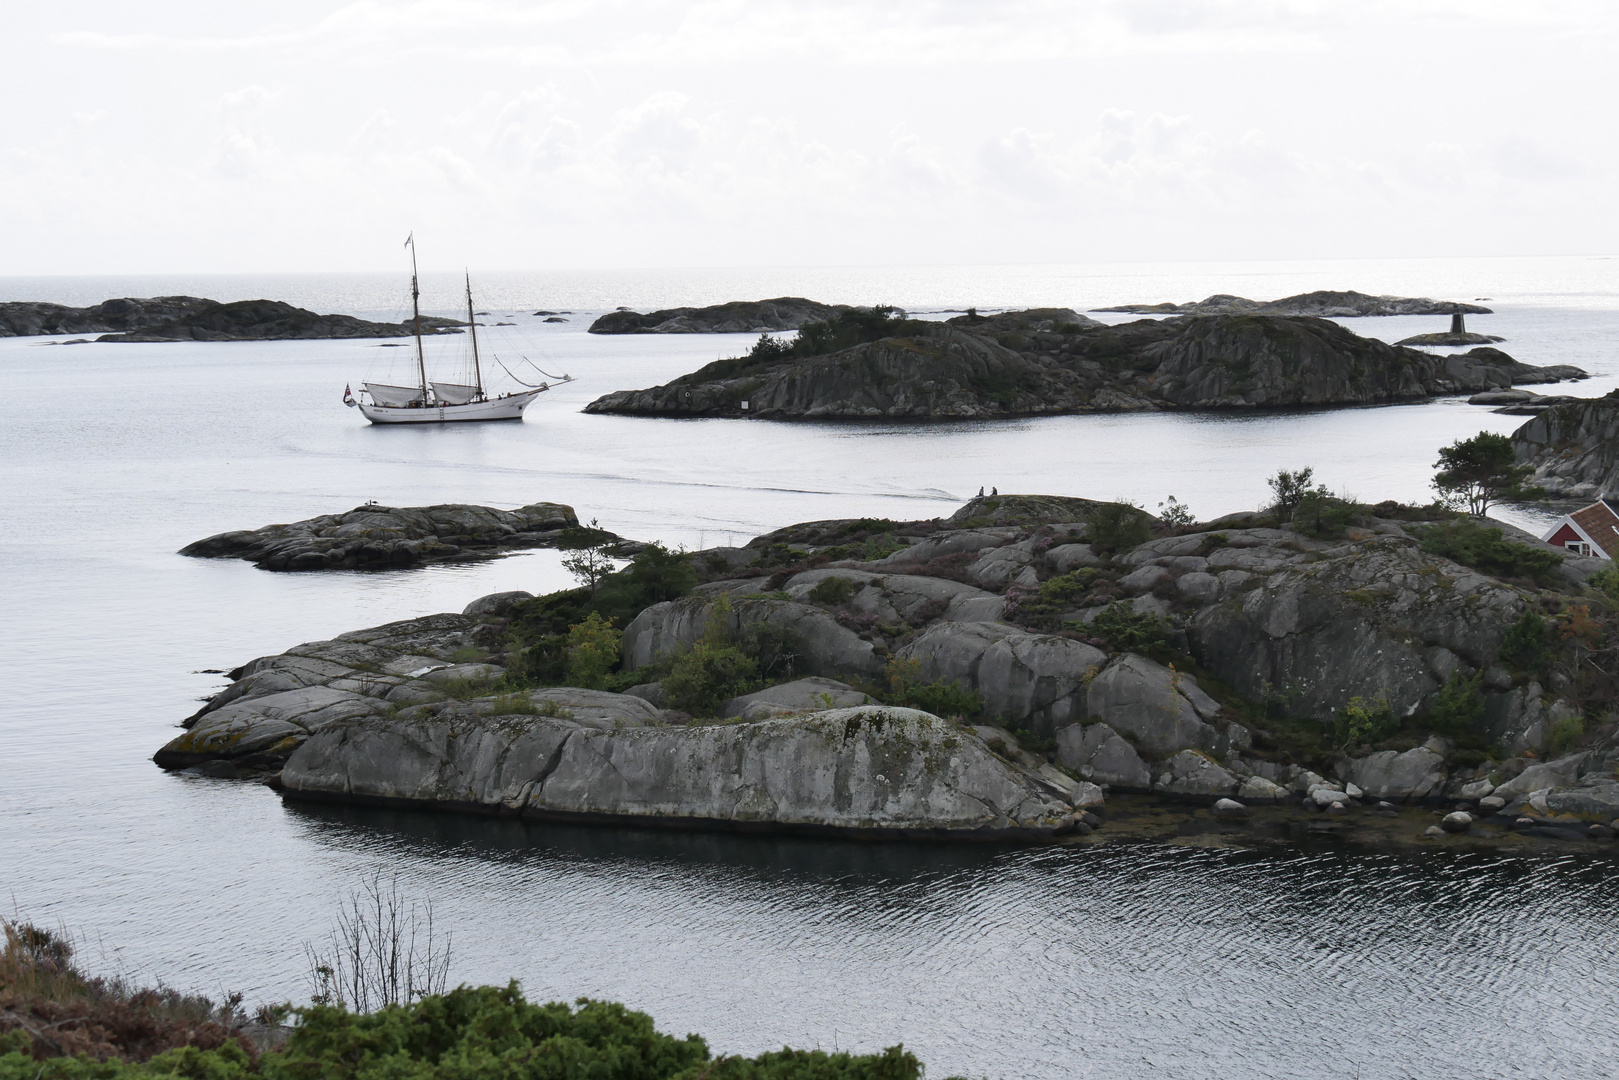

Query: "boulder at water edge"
<box><xmin>280</xmin><ymin>705</ymin><xmax>1083</xmax><ymax>839</ymax></box>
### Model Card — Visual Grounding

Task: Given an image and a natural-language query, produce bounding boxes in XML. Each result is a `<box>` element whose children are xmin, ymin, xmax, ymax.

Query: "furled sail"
<box><xmin>430</xmin><ymin>381</ymin><xmax>480</xmax><ymax>405</ymax></box>
<box><xmin>364</xmin><ymin>382</ymin><xmax>425</xmax><ymax>407</ymax></box>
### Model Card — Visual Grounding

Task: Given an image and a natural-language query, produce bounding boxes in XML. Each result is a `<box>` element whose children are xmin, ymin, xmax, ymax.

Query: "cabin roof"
<box><xmin>1559</xmin><ymin>499</ymin><xmax>1619</xmax><ymax>558</ymax></box>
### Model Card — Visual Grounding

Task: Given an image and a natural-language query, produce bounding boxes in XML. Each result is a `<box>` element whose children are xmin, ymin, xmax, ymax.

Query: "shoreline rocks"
<box><xmin>279</xmin><ymin>704</ymin><xmax>1087</xmax><ymax>841</ymax></box>
<box><xmin>584</xmin><ymin>314</ymin><xmax>1584</xmax><ymax>420</ymax></box>
<box><xmin>180</xmin><ymin>501</ymin><xmax>597</xmax><ymax>571</ymax></box>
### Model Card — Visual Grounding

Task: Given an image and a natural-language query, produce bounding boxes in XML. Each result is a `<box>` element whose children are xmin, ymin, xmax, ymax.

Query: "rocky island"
<box><xmin>155</xmin><ymin>491</ymin><xmax>1619</xmax><ymax>846</ymax></box>
<box><xmin>180</xmin><ymin>501</ymin><xmax>611</xmax><ymax>571</ymax></box>
<box><xmin>1094</xmin><ymin>290</ymin><xmax>1493</xmax><ymax>317</ymax></box>
<box><xmin>588</xmin><ymin>297</ymin><xmax>850</xmax><ymax>334</ymax></box>
<box><xmin>584</xmin><ymin>307</ymin><xmax>1584</xmax><ymax>419</ymax></box>
<box><xmin>0</xmin><ymin>296</ymin><xmax>463</xmax><ymax>341</ymax></box>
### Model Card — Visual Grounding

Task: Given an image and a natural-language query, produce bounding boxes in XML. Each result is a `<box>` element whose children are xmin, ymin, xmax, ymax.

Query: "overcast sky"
<box><xmin>5</xmin><ymin>1</ymin><xmax>1616</xmax><ymax>274</ymax></box>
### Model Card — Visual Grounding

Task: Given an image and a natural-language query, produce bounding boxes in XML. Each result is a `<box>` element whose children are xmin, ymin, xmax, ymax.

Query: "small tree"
<box><xmin>1268</xmin><ymin>467</ymin><xmax>1315</xmax><ymax>520</ymax></box>
<box><xmin>1157</xmin><ymin>496</ymin><xmax>1196</xmax><ymax>529</ymax></box>
<box><xmin>562</xmin><ymin>543</ymin><xmax>617</xmax><ymax>594</ymax></box>
<box><xmin>1087</xmin><ymin>500</ymin><xmax>1153</xmax><ymax>554</ymax></box>
<box><xmin>566</xmin><ymin>612</ymin><xmax>622</xmax><ymax>689</ymax></box>
<box><xmin>1433</xmin><ymin>431</ymin><xmax>1539</xmax><ymax>516</ymax></box>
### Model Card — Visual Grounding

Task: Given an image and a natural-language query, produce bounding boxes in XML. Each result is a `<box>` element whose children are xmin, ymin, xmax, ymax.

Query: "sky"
<box><xmin>4</xmin><ymin>0</ymin><xmax>1617</xmax><ymax>274</ymax></box>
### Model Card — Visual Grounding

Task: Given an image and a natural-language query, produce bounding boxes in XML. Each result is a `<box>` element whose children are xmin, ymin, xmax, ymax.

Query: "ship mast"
<box><xmin>407</xmin><ymin>234</ymin><xmax>428</xmax><ymax>401</ymax></box>
<box><xmin>464</xmin><ymin>270</ymin><xmax>484</xmax><ymax>399</ymax></box>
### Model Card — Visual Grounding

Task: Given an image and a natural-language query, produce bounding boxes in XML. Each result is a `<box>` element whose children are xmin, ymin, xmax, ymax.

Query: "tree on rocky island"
<box><xmin>1433</xmin><ymin>431</ymin><xmax>1540</xmax><ymax>516</ymax></box>
<box><xmin>561</xmin><ymin>542</ymin><xmax>618</xmax><ymax>594</ymax></box>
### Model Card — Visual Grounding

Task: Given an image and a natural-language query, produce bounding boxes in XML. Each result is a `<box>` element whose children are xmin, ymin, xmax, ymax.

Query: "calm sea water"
<box><xmin>2</xmin><ymin>256</ymin><xmax>1617</xmax><ymax>1079</ymax></box>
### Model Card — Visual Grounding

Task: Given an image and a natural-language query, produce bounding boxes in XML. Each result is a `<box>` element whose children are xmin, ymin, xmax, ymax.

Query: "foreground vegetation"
<box><xmin>0</xmin><ymin>922</ymin><xmax>922</xmax><ymax>1080</ymax></box>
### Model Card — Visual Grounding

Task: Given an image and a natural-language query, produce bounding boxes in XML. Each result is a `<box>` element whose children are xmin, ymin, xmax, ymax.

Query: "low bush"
<box><xmin>1548</xmin><ymin>712</ymin><xmax>1586</xmax><ymax>755</ymax></box>
<box><xmin>1416</xmin><ymin>520</ymin><xmax>1564</xmax><ymax>585</ymax></box>
<box><xmin>1333</xmin><ymin>694</ymin><xmax>1397</xmax><ymax>748</ymax></box>
<box><xmin>1082</xmin><ymin>603</ymin><xmax>1173</xmax><ymax>653</ymax></box>
<box><xmin>564</xmin><ymin>613</ymin><xmax>621</xmax><ymax>690</ymax></box>
<box><xmin>883</xmin><ymin>657</ymin><xmax>982</xmax><ymax>720</ymax></box>
<box><xmin>807</xmin><ymin>576</ymin><xmax>858</xmax><ymax>605</ymax></box>
<box><xmin>0</xmin><ymin>981</ymin><xmax>921</xmax><ymax>1080</ymax></box>
<box><xmin>1499</xmin><ymin>610</ymin><xmax>1550</xmax><ymax>672</ymax></box>
<box><xmin>1086</xmin><ymin>502</ymin><xmax>1152</xmax><ymax>555</ymax></box>
<box><xmin>1589</xmin><ymin>568</ymin><xmax>1619</xmax><ymax>603</ymax></box>
<box><xmin>1426</xmin><ymin>671</ymin><xmax>1485</xmax><ymax>736</ymax></box>
<box><xmin>1004</xmin><ymin>569</ymin><xmax>1106</xmax><ymax>630</ymax></box>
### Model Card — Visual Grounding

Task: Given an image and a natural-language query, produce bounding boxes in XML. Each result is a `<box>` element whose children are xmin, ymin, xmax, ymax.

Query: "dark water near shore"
<box><xmin>3</xmin><ymin>256</ymin><xmax>1618</xmax><ymax>1078</ymax></box>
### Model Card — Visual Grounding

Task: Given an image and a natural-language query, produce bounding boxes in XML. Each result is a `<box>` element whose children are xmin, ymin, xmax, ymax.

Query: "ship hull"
<box><xmin>357</xmin><ymin>388</ymin><xmax>546</xmax><ymax>424</ymax></box>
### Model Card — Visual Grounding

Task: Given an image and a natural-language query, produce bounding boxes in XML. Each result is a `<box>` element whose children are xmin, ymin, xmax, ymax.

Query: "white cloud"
<box><xmin>4</xmin><ymin>0</ymin><xmax>1618</xmax><ymax>272</ymax></box>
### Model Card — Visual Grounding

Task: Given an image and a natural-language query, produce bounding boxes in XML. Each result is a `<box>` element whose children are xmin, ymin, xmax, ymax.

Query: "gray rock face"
<box><xmin>281</xmin><ymin>705</ymin><xmax>1080</xmax><ymax>839</ymax></box>
<box><xmin>1546</xmin><ymin>779</ymin><xmax>1619</xmax><ymax>821</ymax></box>
<box><xmin>1084</xmin><ymin>654</ymin><xmax>1222</xmax><ymax>758</ymax></box>
<box><xmin>1341</xmin><ymin>747</ymin><xmax>1447</xmax><ymax>801</ymax></box>
<box><xmin>1190</xmin><ymin>535</ymin><xmax>1528</xmax><ymax>721</ymax></box>
<box><xmin>1155</xmin><ymin>751</ymin><xmax>1240</xmax><ymax>797</ymax></box>
<box><xmin>587</xmin><ymin>298</ymin><xmax>849</xmax><ymax>334</ymax></box>
<box><xmin>1238</xmin><ymin>776</ymin><xmax>1289</xmax><ymax>803</ymax></box>
<box><xmin>1511</xmin><ymin>392</ymin><xmax>1619</xmax><ymax>499</ymax></box>
<box><xmin>1056</xmin><ymin>722</ymin><xmax>1153</xmax><ymax>790</ymax></box>
<box><xmin>153</xmin><ymin>612</ymin><xmax>482</xmax><ymax>769</ymax></box>
<box><xmin>622</xmin><ymin>595</ymin><xmax>885</xmax><ymax>680</ymax></box>
<box><xmin>180</xmin><ymin>502</ymin><xmax>584</xmax><ymax>571</ymax></box>
<box><xmin>721</xmin><ymin>677</ymin><xmax>874</xmax><ymax>720</ymax></box>
<box><xmin>896</xmin><ymin>622</ymin><xmax>1107</xmax><ymax>737</ymax></box>
<box><xmin>584</xmin><ymin>314</ymin><xmax>1580</xmax><ymax>420</ymax></box>
<box><xmin>1493</xmin><ymin>753</ymin><xmax>1590</xmax><ymax>801</ymax></box>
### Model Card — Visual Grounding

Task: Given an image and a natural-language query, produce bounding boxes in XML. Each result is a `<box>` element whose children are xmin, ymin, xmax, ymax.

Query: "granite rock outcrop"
<box><xmin>584</xmin><ymin>314</ymin><xmax>1583</xmax><ymax>419</ymax></box>
<box><xmin>180</xmin><ymin>502</ymin><xmax>589</xmax><ymax>571</ymax></box>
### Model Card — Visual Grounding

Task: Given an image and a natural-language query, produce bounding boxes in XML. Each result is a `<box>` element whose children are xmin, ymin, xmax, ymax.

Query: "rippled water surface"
<box><xmin>3</xmin><ymin>256</ymin><xmax>1618</xmax><ymax>1079</ymax></box>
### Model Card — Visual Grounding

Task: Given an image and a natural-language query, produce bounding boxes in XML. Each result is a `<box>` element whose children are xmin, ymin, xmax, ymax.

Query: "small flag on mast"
<box><xmin>404</xmin><ymin>232</ymin><xmax>413</xmax><ymax>248</ymax></box>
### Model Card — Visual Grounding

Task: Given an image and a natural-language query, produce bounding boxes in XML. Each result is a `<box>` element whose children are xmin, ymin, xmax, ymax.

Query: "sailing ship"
<box><xmin>346</xmin><ymin>236</ymin><xmax>569</xmax><ymax>424</ymax></box>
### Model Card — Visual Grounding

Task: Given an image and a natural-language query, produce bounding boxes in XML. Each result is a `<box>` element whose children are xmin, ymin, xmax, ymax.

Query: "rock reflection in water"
<box><xmin>284</xmin><ymin>801</ymin><xmax>1619</xmax><ymax>1080</ymax></box>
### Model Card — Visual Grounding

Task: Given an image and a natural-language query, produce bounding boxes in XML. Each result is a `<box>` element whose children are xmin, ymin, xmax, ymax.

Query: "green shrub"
<box><xmin>1427</xmin><ymin>671</ymin><xmax>1485</xmax><ymax>735</ymax></box>
<box><xmin>0</xmin><ymin>988</ymin><xmax>921</xmax><ymax>1080</ymax></box>
<box><xmin>1587</xmin><ymin>567</ymin><xmax>1619</xmax><ymax>602</ymax></box>
<box><xmin>1086</xmin><ymin>502</ymin><xmax>1153</xmax><ymax>555</ymax></box>
<box><xmin>736</xmin><ymin>622</ymin><xmax>805</xmax><ymax>682</ymax></box>
<box><xmin>1548</xmin><ymin>712</ymin><xmax>1586</xmax><ymax>755</ymax></box>
<box><xmin>1333</xmin><ymin>694</ymin><xmax>1397</xmax><ymax>747</ymax></box>
<box><xmin>1291</xmin><ymin>489</ymin><xmax>1359</xmax><ymax>539</ymax></box>
<box><xmin>807</xmin><ymin>576</ymin><xmax>858</xmax><ymax>605</ymax></box>
<box><xmin>1006</xmin><ymin>569</ymin><xmax>1105</xmax><ymax>629</ymax></box>
<box><xmin>883</xmin><ymin>657</ymin><xmax>982</xmax><ymax>719</ymax></box>
<box><xmin>1417</xmin><ymin>520</ymin><xmax>1564</xmax><ymax>584</ymax></box>
<box><xmin>1084</xmin><ymin>602</ymin><xmax>1172</xmax><ymax>653</ymax></box>
<box><xmin>1267</xmin><ymin>467</ymin><xmax>1315</xmax><ymax>520</ymax></box>
<box><xmin>1157</xmin><ymin>496</ymin><xmax>1195</xmax><ymax>529</ymax></box>
<box><xmin>1499</xmin><ymin>609</ymin><xmax>1550</xmax><ymax>671</ymax></box>
<box><xmin>565</xmin><ymin>612</ymin><xmax>621</xmax><ymax>690</ymax></box>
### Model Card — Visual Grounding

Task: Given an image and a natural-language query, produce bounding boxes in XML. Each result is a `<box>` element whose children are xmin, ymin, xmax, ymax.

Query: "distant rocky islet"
<box><xmin>0</xmin><ymin>296</ymin><xmax>466</xmax><ymax>342</ymax></box>
<box><xmin>584</xmin><ymin>307</ymin><xmax>1585</xmax><ymax>419</ymax></box>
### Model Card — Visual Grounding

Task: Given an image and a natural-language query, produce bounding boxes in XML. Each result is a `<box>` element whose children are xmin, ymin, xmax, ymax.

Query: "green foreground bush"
<box><xmin>0</xmin><ymin>984</ymin><xmax>922</xmax><ymax>1080</ymax></box>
